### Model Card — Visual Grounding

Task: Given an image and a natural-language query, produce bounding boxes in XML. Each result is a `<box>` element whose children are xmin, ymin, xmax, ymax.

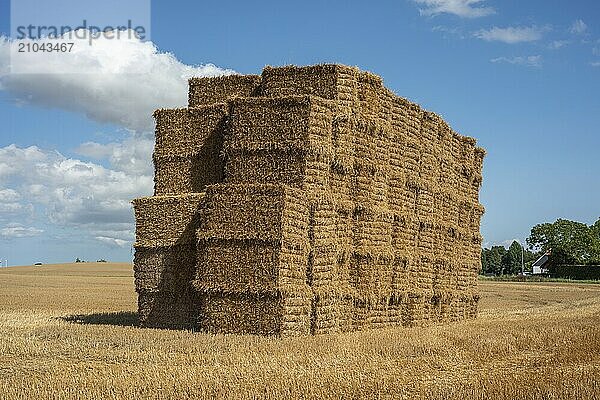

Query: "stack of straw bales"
<box><xmin>132</xmin><ymin>64</ymin><xmax>485</xmax><ymax>334</ymax></box>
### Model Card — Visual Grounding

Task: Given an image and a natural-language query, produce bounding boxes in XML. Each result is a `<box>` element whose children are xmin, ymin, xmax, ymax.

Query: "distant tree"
<box><xmin>481</xmin><ymin>242</ymin><xmax>537</xmax><ymax>276</ymax></box>
<box><xmin>482</xmin><ymin>246</ymin><xmax>506</xmax><ymax>275</ymax></box>
<box><xmin>97</xmin><ymin>259</ymin><xmax>107</xmax><ymax>263</ymax></box>
<box><xmin>527</xmin><ymin>219</ymin><xmax>597</xmax><ymax>266</ymax></box>
<box><xmin>75</xmin><ymin>258</ymin><xmax>84</xmax><ymax>263</ymax></box>
<box><xmin>502</xmin><ymin>241</ymin><xmax>523</xmax><ymax>275</ymax></box>
<box><xmin>590</xmin><ymin>219</ymin><xmax>600</xmax><ymax>264</ymax></box>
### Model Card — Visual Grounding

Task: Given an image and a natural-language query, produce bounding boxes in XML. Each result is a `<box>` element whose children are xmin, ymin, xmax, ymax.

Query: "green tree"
<box><xmin>487</xmin><ymin>246</ymin><xmax>506</xmax><ymax>275</ymax></box>
<box><xmin>527</xmin><ymin>219</ymin><xmax>597</xmax><ymax>266</ymax></box>
<box><xmin>502</xmin><ymin>241</ymin><xmax>524</xmax><ymax>275</ymax></box>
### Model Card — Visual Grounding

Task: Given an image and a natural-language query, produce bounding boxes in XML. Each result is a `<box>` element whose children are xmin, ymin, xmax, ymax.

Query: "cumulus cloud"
<box><xmin>414</xmin><ymin>0</ymin><xmax>494</xmax><ymax>18</ymax></box>
<box><xmin>475</xmin><ymin>26</ymin><xmax>546</xmax><ymax>44</ymax></box>
<box><xmin>570</xmin><ymin>19</ymin><xmax>587</xmax><ymax>35</ymax></box>
<box><xmin>95</xmin><ymin>236</ymin><xmax>130</xmax><ymax>248</ymax></box>
<box><xmin>0</xmin><ymin>144</ymin><xmax>152</xmax><ymax>242</ymax></box>
<box><xmin>0</xmin><ymin>189</ymin><xmax>20</xmax><ymax>202</ymax></box>
<box><xmin>491</xmin><ymin>55</ymin><xmax>542</xmax><ymax>68</ymax></box>
<box><xmin>0</xmin><ymin>223</ymin><xmax>43</xmax><ymax>239</ymax></box>
<box><xmin>0</xmin><ymin>31</ymin><xmax>234</xmax><ymax>132</ymax></box>
<box><xmin>76</xmin><ymin>135</ymin><xmax>155</xmax><ymax>176</ymax></box>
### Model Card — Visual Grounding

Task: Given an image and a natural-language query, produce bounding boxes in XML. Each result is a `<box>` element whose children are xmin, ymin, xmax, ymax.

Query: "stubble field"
<box><xmin>1</xmin><ymin>263</ymin><xmax>599</xmax><ymax>399</ymax></box>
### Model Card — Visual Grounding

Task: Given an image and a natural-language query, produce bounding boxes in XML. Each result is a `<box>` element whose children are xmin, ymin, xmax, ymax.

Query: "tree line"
<box><xmin>481</xmin><ymin>218</ymin><xmax>600</xmax><ymax>275</ymax></box>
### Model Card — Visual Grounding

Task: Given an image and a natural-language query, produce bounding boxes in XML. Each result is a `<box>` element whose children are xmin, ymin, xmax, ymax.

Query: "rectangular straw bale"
<box><xmin>311</xmin><ymin>291</ymin><xmax>344</xmax><ymax>335</ymax></box>
<box><xmin>405</xmin><ymin>102</ymin><xmax>424</xmax><ymax>143</ymax></box>
<box><xmin>402</xmin><ymin>292</ymin><xmax>425</xmax><ymax>327</ymax></box>
<box><xmin>474</xmin><ymin>146</ymin><xmax>486</xmax><ymax>172</ymax></box>
<box><xmin>332</xmin><ymin>114</ymin><xmax>356</xmax><ymax>170</ymax></box>
<box><xmin>133</xmin><ymin>244</ymin><xmax>196</xmax><ymax>293</ymax></box>
<box><xmin>353</xmin><ymin>205</ymin><xmax>393</xmax><ymax>257</ymax></box>
<box><xmin>138</xmin><ymin>289</ymin><xmax>198</xmax><ymax>329</ymax></box>
<box><xmin>224</xmin><ymin>149</ymin><xmax>331</xmax><ymax>198</ymax></box>
<box><xmin>415</xmin><ymin>185</ymin><xmax>436</xmax><ymax>221</ymax></box>
<box><xmin>357</xmin><ymin>71</ymin><xmax>383</xmax><ymax>118</ymax></box>
<box><xmin>188</xmin><ymin>74</ymin><xmax>261</xmax><ymax>107</ymax></box>
<box><xmin>353</xmin><ymin>166</ymin><xmax>389</xmax><ymax>206</ymax></box>
<box><xmin>390</xmin><ymin>97</ymin><xmax>412</xmax><ymax>137</ymax></box>
<box><xmin>194</xmin><ymin>238</ymin><xmax>308</xmax><ymax>294</ymax></box>
<box><xmin>198</xmin><ymin>183</ymin><xmax>308</xmax><ymax>243</ymax></box>
<box><xmin>379</xmin><ymin>87</ymin><xmax>396</xmax><ymax>126</ymax></box>
<box><xmin>391</xmin><ymin>214</ymin><xmax>418</xmax><ymax>252</ymax></box>
<box><xmin>457</xmin><ymin>134</ymin><xmax>477</xmax><ymax>165</ymax></box>
<box><xmin>225</xmin><ymin>95</ymin><xmax>333</xmax><ymax>153</ymax></box>
<box><xmin>152</xmin><ymin>105</ymin><xmax>226</xmax><ymax>195</ymax></box>
<box><xmin>329</xmin><ymin>171</ymin><xmax>354</xmax><ymax>206</ymax></box>
<box><xmin>333</xmin><ymin>205</ymin><xmax>354</xmax><ymax>255</ymax></box>
<box><xmin>354</xmin><ymin>118</ymin><xmax>390</xmax><ymax>169</ymax></box>
<box><xmin>421</xmin><ymin>289</ymin><xmax>436</xmax><ymax>323</ymax></box>
<box><xmin>468</xmin><ymin>203</ymin><xmax>485</xmax><ymax>232</ymax></box>
<box><xmin>153</xmin><ymin>104</ymin><xmax>227</xmax><ymax>158</ymax></box>
<box><xmin>420</xmin><ymin>111</ymin><xmax>442</xmax><ymax>147</ymax></box>
<box><xmin>224</xmin><ymin>149</ymin><xmax>306</xmax><ymax>186</ymax></box>
<box><xmin>309</xmin><ymin>246</ymin><xmax>338</xmax><ymax>290</ymax></box>
<box><xmin>449</xmin><ymin>131</ymin><xmax>462</xmax><ymax>160</ymax></box>
<box><xmin>198</xmin><ymin>290</ymin><xmax>312</xmax><ymax>336</ymax></box>
<box><xmin>400</xmin><ymin>137</ymin><xmax>421</xmax><ymax>178</ymax></box>
<box><xmin>349</xmin><ymin>253</ymin><xmax>395</xmax><ymax>299</ymax></box>
<box><xmin>457</xmin><ymin>199</ymin><xmax>475</xmax><ymax>230</ymax></box>
<box><xmin>419</xmin><ymin>152</ymin><xmax>441</xmax><ymax>187</ymax></box>
<box><xmin>261</xmin><ymin>64</ymin><xmax>360</xmax><ymax>112</ymax></box>
<box><xmin>414</xmin><ymin>254</ymin><xmax>435</xmax><ymax>293</ymax></box>
<box><xmin>133</xmin><ymin>193</ymin><xmax>205</xmax><ymax>247</ymax></box>
<box><xmin>432</xmin><ymin>258</ymin><xmax>452</xmax><ymax>295</ymax></box>
<box><xmin>388</xmin><ymin>179</ymin><xmax>416</xmax><ymax>216</ymax></box>
<box><xmin>391</xmin><ymin>253</ymin><xmax>412</xmax><ymax>297</ymax></box>
<box><xmin>467</xmin><ymin>292</ymin><xmax>479</xmax><ymax>319</ymax></box>
<box><xmin>436</xmin><ymin>119</ymin><xmax>453</xmax><ymax>159</ymax></box>
<box><xmin>154</xmin><ymin>153</ymin><xmax>223</xmax><ymax>195</ymax></box>
<box><xmin>198</xmin><ymin>292</ymin><xmax>282</xmax><ymax>335</ymax></box>
<box><xmin>438</xmin><ymin>156</ymin><xmax>457</xmax><ymax>190</ymax></box>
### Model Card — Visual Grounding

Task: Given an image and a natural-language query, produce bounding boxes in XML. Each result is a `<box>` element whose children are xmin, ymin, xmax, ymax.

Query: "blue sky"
<box><xmin>0</xmin><ymin>0</ymin><xmax>599</xmax><ymax>265</ymax></box>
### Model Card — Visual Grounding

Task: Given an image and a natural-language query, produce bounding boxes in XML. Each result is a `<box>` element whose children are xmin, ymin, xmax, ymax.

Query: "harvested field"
<box><xmin>0</xmin><ymin>263</ymin><xmax>599</xmax><ymax>399</ymax></box>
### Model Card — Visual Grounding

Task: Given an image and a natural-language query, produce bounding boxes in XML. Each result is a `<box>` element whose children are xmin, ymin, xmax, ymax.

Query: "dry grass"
<box><xmin>1</xmin><ymin>262</ymin><xmax>599</xmax><ymax>399</ymax></box>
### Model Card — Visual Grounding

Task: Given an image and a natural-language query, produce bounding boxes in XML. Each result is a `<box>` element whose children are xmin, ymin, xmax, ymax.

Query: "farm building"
<box><xmin>132</xmin><ymin>64</ymin><xmax>485</xmax><ymax>336</ymax></box>
<box><xmin>532</xmin><ymin>250</ymin><xmax>551</xmax><ymax>275</ymax></box>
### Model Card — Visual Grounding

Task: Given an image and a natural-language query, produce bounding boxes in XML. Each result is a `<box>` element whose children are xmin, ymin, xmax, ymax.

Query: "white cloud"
<box><xmin>475</xmin><ymin>26</ymin><xmax>546</xmax><ymax>44</ymax></box>
<box><xmin>414</xmin><ymin>0</ymin><xmax>494</xmax><ymax>18</ymax></box>
<box><xmin>491</xmin><ymin>55</ymin><xmax>542</xmax><ymax>68</ymax></box>
<box><xmin>0</xmin><ymin>144</ymin><xmax>153</xmax><ymax>243</ymax></box>
<box><xmin>570</xmin><ymin>19</ymin><xmax>587</xmax><ymax>35</ymax></box>
<box><xmin>95</xmin><ymin>236</ymin><xmax>130</xmax><ymax>248</ymax></box>
<box><xmin>591</xmin><ymin>62</ymin><xmax>600</xmax><ymax>67</ymax></box>
<box><xmin>0</xmin><ymin>223</ymin><xmax>43</xmax><ymax>239</ymax></box>
<box><xmin>0</xmin><ymin>189</ymin><xmax>20</xmax><ymax>202</ymax></box>
<box><xmin>548</xmin><ymin>40</ymin><xmax>569</xmax><ymax>50</ymax></box>
<box><xmin>76</xmin><ymin>135</ymin><xmax>154</xmax><ymax>176</ymax></box>
<box><xmin>0</xmin><ymin>31</ymin><xmax>234</xmax><ymax>132</ymax></box>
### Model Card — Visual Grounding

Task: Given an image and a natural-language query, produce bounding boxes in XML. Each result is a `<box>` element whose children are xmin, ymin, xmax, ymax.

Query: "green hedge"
<box><xmin>551</xmin><ymin>265</ymin><xmax>600</xmax><ymax>280</ymax></box>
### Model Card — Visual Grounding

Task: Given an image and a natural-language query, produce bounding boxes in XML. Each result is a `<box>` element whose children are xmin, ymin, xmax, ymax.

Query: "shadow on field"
<box><xmin>61</xmin><ymin>311</ymin><xmax>139</xmax><ymax>327</ymax></box>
